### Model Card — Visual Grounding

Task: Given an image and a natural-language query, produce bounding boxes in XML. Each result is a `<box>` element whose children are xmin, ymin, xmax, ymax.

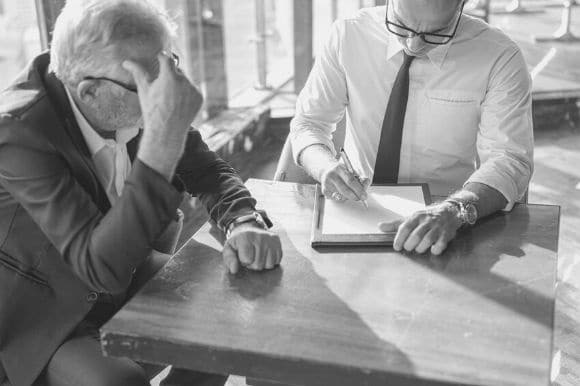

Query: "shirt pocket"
<box><xmin>423</xmin><ymin>89</ymin><xmax>480</xmax><ymax>157</ymax></box>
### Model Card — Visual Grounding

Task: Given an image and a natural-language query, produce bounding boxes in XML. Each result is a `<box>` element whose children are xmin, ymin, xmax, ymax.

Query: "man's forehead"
<box><xmin>393</xmin><ymin>0</ymin><xmax>459</xmax><ymax>28</ymax></box>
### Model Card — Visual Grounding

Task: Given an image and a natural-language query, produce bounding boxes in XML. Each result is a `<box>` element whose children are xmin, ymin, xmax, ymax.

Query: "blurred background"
<box><xmin>0</xmin><ymin>1</ymin><xmax>578</xmax><ymax>385</ymax></box>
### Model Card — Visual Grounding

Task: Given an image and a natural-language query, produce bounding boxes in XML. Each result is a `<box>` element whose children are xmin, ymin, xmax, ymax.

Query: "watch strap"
<box><xmin>444</xmin><ymin>198</ymin><xmax>477</xmax><ymax>226</ymax></box>
<box><xmin>226</xmin><ymin>211</ymin><xmax>269</xmax><ymax>238</ymax></box>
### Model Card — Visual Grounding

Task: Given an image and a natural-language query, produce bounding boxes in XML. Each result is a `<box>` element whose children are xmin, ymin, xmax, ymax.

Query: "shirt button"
<box><xmin>86</xmin><ymin>292</ymin><xmax>99</xmax><ymax>302</ymax></box>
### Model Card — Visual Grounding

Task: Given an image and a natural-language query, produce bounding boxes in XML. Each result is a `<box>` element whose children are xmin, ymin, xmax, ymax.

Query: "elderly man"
<box><xmin>0</xmin><ymin>0</ymin><xmax>282</xmax><ymax>385</ymax></box>
<box><xmin>290</xmin><ymin>0</ymin><xmax>533</xmax><ymax>255</ymax></box>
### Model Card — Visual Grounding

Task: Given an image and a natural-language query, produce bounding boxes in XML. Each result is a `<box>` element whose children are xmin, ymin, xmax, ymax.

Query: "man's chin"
<box><xmin>403</xmin><ymin>48</ymin><xmax>431</xmax><ymax>57</ymax></box>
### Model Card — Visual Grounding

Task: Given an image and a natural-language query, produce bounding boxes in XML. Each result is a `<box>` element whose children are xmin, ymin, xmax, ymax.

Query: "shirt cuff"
<box><xmin>465</xmin><ymin>173</ymin><xmax>519</xmax><ymax>212</ymax></box>
<box><xmin>290</xmin><ymin>129</ymin><xmax>336</xmax><ymax>166</ymax></box>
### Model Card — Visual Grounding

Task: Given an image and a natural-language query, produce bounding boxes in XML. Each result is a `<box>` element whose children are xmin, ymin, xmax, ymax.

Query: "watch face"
<box><xmin>464</xmin><ymin>203</ymin><xmax>478</xmax><ymax>225</ymax></box>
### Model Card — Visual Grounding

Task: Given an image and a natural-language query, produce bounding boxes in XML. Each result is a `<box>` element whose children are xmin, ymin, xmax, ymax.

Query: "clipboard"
<box><xmin>311</xmin><ymin>183</ymin><xmax>431</xmax><ymax>247</ymax></box>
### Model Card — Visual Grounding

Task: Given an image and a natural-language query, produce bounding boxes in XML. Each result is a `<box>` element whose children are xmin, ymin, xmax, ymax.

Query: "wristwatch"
<box><xmin>444</xmin><ymin>198</ymin><xmax>478</xmax><ymax>226</ymax></box>
<box><xmin>226</xmin><ymin>211</ymin><xmax>268</xmax><ymax>238</ymax></box>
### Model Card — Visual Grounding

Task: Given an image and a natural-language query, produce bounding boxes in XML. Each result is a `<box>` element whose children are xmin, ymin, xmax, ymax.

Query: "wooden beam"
<box><xmin>293</xmin><ymin>0</ymin><xmax>313</xmax><ymax>93</ymax></box>
<box><xmin>35</xmin><ymin>0</ymin><xmax>65</xmax><ymax>50</ymax></box>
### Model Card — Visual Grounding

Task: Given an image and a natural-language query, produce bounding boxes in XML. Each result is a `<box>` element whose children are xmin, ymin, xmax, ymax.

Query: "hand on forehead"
<box><xmin>115</xmin><ymin>39</ymin><xmax>167</xmax><ymax>80</ymax></box>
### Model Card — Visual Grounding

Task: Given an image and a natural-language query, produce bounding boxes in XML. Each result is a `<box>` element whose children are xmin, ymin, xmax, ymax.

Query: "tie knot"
<box><xmin>402</xmin><ymin>52</ymin><xmax>415</xmax><ymax>68</ymax></box>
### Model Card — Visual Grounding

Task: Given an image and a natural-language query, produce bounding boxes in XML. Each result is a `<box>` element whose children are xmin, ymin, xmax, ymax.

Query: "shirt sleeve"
<box><xmin>289</xmin><ymin>19</ymin><xmax>348</xmax><ymax>164</ymax></box>
<box><xmin>465</xmin><ymin>45</ymin><xmax>534</xmax><ymax>211</ymax></box>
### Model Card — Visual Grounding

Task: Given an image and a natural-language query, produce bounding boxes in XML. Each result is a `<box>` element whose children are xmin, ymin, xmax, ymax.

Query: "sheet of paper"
<box><xmin>321</xmin><ymin>185</ymin><xmax>426</xmax><ymax>235</ymax></box>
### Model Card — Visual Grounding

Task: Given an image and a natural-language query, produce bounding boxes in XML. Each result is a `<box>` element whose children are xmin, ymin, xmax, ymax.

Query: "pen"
<box><xmin>339</xmin><ymin>148</ymin><xmax>369</xmax><ymax>209</ymax></box>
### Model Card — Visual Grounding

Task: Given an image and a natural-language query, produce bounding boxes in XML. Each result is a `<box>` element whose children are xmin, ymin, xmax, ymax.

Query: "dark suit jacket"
<box><xmin>0</xmin><ymin>52</ymin><xmax>262</xmax><ymax>386</ymax></box>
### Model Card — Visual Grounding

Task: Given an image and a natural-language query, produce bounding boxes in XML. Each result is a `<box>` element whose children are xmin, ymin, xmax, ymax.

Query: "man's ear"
<box><xmin>76</xmin><ymin>80</ymin><xmax>98</xmax><ymax>104</ymax></box>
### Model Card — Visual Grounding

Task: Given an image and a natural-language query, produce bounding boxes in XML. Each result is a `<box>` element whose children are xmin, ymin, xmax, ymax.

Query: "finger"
<box><xmin>415</xmin><ymin>227</ymin><xmax>440</xmax><ymax>254</ymax></box>
<box><xmin>158</xmin><ymin>51</ymin><xmax>173</xmax><ymax>73</ymax></box>
<box><xmin>322</xmin><ymin>182</ymin><xmax>345</xmax><ymax>201</ymax></box>
<box><xmin>264</xmin><ymin>245</ymin><xmax>276</xmax><ymax>270</ymax></box>
<box><xmin>238</xmin><ymin>241</ymin><xmax>256</xmax><ymax>267</ymax></box>
<box><xmin>321</xmin><ymin>184</ymin><xmax>336</xmax><ymax>198</ymax></box>
<box><xmin>121</xmin><ymin>59</ymin><xmax>150</xmax><ymax>90</ymax></box>
<box><xmin>331</xmin><ymin>174</ymin><xmax>361</xmax><ymax>201</ymax></box>
<box><xmin>329</xmin><ymin>192</ymin><xmax>345</xmax><ymax>202</ymax></box>
<box><xmin>393</xmin><ymin>215</ymin><xmax>421</xmax><ymax>251</ymax></box>
<box><xmin>248</xmin><ymin>243</ymin><xmax>266</xmax><ymax>271</ymax></box>
<box><xmin>336</xmin><ymin>167</ymin><xmax>367</xmax><ymax>200</ymax></box>
<box><xmin>431</xmin><ymin>229</ymin><xmax>457</xmax><ymax>255</ymax></box>
<box><xmin>378</xmin><ymin>219</ymin><xmax>403</xmax><ymax>233</ymax></box>
<box><xmin>360</xmin><ymin>177</ymin><xmax>371</xmax><ymax>189</ymax></box>
<box><xmin>403</xmin><ymin>221</ymin><xmax>432</xmax><ymax>252</ymax></box>
<box><xmin>250</xmin><ymin>236</ymin><xmax>269</xmax><ymax>270</ymax></box>
<box><xmin>222</xmin><ymin>242</ymin><xmax>240</xmax><ymax>274</ymax></box>
<box><xmin>430</xmin><ymin>234</ymin><xmax>449</xmax><ymax>255</ymax></box>
<box><xmin>230</xmin><ymin>235</ymin><xmax>255</xmax><ymax>267</ymax></box>
<box><xmin>323</xmin><ymin>167</ymin><xmax>359</xmax><ymax>201</ymax></box>
<box><xmin>154</xmin><ymin>51</ymin><xmax>181</xmax><ymax>82</ymax></box>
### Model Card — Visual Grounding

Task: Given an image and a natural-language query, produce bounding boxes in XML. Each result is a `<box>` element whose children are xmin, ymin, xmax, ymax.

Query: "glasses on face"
<box><xmin>385</xmin><ymin>0</ymin><xmax>465</xmax><ymax>45</ymax></box>
<box><xmin>83</xmin><ymin>52</ymin><xmax>180</xmax><ymax>93</ymax></box>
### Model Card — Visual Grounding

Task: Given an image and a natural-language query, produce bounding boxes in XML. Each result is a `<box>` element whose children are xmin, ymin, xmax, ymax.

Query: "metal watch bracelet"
<box><xmin>225</xmin><ymin>211</ymin><xmax>268</xmax><ymax>238</ymax></box>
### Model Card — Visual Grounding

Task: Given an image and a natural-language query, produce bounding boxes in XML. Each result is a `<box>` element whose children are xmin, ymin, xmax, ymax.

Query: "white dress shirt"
<box><xmin>290</xmin><ymin>7</ymin><xmax>533</xmax><ymax>209</ymax></box>
<box><xmin>65</xmin><ymin>88</ymin><xmax>138</xmax><ymax>205</ymax></box>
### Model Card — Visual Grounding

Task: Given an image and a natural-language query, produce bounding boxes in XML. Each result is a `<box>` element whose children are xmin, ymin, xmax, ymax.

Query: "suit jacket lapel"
<box><xmin>42</xmin><ymin>69</ymin><xmax>111</xmax><ymax>214</ymax></box>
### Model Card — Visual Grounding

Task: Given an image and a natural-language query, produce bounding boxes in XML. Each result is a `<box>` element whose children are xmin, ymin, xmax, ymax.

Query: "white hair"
<box><xmin>49</xmin><ymin>0</ymin><xmax>177</xmax><ymax>85</ymax></box>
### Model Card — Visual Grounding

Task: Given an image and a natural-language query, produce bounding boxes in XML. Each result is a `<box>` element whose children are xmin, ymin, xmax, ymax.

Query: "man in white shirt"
<box><xmin>290</xmin><ymin>0</ymin><xmax>533</xmax><ymax>255</ymax></box>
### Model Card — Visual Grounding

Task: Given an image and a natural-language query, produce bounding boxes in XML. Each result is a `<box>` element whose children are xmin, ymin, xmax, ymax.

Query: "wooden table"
<box><xmin>101</xmin><ymin>179</ymin><xmax>560</xmax><ymax>386</ymax></box>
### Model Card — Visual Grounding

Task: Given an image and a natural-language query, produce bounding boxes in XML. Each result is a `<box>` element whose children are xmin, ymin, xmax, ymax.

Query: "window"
<box><xmin>0</xmin><ymin>0</ymin><xmax>41</xmax><ymax>90</ymax></box>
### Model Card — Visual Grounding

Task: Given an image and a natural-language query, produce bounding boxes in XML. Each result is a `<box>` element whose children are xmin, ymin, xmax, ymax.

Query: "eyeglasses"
<box><xmin>385</xmin><ymin>0</ymin><xmax>465</xmax><ymax>45</ymax></box>
<box><xmin>82</xmin><ymin>52</ymin><xmax>180</xmax><ymax>93</ymax></box>
<box><xmin>83</xmin><ymin>76</ymin><xmax>138</xmax><ymax>93</ymax></box>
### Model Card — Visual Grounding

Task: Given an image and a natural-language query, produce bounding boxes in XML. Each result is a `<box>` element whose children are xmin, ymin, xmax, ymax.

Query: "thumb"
<box><xmin>121</xmin><ymin>59</ymin><xmax>149</xmax><ymax>90</ymax></box>
<box><xmin>361</xmin><ymin>177</ymin><xmax>371</xmax><ymax>189</ymax></box>
<box><xmin>222</xmin><ymin>241</ymin><xmax>240</xmax><ymax>274</ymax></box>
<box><xmin>378</xmin><ymin>219</ymin><xmax>403</xmax><ymax>233</ymax></box>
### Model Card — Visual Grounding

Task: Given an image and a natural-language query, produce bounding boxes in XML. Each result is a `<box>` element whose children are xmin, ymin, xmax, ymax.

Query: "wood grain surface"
<box><xmin>101</xmin><ymin>179</ymin><xmax>560</xmax><ymax>386</ymax></box>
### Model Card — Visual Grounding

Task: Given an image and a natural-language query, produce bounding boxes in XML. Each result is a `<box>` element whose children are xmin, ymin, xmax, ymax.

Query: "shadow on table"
<box><xmin>141</xmin><ymin>226</ymin><xmax>457</xmax><ymax>386</ymax></box>
<box><xmin>318</xmin><ymin>205</ymin><xmax>555</xmax><ymax>329</ymax></box>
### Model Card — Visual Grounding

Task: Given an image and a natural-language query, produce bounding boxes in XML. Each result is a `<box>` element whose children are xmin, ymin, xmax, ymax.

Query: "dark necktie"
<box><xmin>372</xmin><ymin>52</ymin><xmax>415</xmax><ymax>184</ymax></box>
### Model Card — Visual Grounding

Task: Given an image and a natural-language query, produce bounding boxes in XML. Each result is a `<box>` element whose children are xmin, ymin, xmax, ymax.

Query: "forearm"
<box><xmin>196</xmin><ymin>162</ymin><xmax>258</xmax><ymax>229</ymax></box>
<box><xmin>175</xmin><ymin>131</ymin><xmax>258</xmax><ymax>229</ymax></box>
<box><xmin>137</xmin><ymin>131</ymin><xmax>186</xmax><ymax>182</ymax></box>
<box><xmin>450</xmin><ymin>182</ymin><xmax>508</xmax><ymax>220</ymax></box>
<box><xmin>298</xmin><ymin>144</ymin><xmax>337</xmax><ymax>182</ymax></box>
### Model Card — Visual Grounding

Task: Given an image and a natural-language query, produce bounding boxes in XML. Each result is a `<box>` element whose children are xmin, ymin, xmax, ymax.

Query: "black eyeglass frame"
<box><xmin>385</xmin><ymin>0</ymin><xmax>465</xmax><ymax>45</ymax></box>
<box><xmin>82</xmin><ymin>52</ymin><xmax>180</xmax><ymax>93</ymax></box>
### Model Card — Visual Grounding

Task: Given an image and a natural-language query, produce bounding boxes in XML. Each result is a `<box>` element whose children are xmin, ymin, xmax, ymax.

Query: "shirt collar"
<box><xmin>64</xmin><ymin>88</ymin><xmax>139</xmax><ymax>156</ymax></box>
